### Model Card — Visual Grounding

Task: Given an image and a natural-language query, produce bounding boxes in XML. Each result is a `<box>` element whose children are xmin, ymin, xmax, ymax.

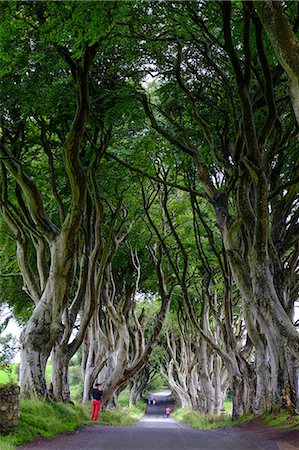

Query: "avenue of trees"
<box><xmin>0</xmin><ymin>1</ymin><xmax>298</xmax><ymax>420</ymax></box>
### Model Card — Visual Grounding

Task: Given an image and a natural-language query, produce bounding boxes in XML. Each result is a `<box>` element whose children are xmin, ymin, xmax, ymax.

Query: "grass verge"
<box><xmin>0</xmin><ymin>398</ymin><xmax>90</xmax><ymax>450</ymax></box>
<box><xmin>172</xmin><ymin>407</ymin><xmax>253</xmax><ymax>430</ymax></box>
<box><xmin>99</xmin><ymin>400</ymin><xmax>146</xmax><ymax>426</ymax></box>
<box><xmin>172</xmin><ymin>400</ymin><xmax>237</xmax><ymax>430</ymax></box>
<box><xmin>173</xmin><ymin>405</ymin><xmax>299</xmax><ymax>432</ymax></box>
<box><xmin>0</xmin><ymin>396</ymin><xmax>146</xmax><ymax>450</ymax></box>
<box><xmin>263</xmin><ymin>413</ymin><xmax>299</xmax><ymax>430</ymax></box>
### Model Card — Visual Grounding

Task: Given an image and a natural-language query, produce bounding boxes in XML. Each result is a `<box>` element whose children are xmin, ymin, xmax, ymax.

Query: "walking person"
<box><xmin>165</xmin><ymin>406</ymin><xmax>171</xmax><ymax>418</ymax></box>
<box><xmin>91</xmin><ymin>383</ymin><xmax>103</xmax><ymax>421</ymax></box>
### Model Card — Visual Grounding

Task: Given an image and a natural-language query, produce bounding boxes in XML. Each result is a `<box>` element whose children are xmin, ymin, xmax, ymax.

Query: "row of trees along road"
<box><xmin>0</xmin><ymin>1</ymin><xmax>298</xmax><ymax>419</ymax></box>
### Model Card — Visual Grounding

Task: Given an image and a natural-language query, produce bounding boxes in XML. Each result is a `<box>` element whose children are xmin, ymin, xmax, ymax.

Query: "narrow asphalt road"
<box><xmin>17</xmin><ymin>392</ymin><xmax>299</xmax><ymax>450</ymax></box>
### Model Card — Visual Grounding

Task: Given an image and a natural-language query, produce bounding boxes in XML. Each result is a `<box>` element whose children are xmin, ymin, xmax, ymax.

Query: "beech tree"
<box><xmin>138</xmin><ymin>166</ymin><xmax>255</xmax><ymax>417</ymax></box>
<box><xmin>255</xmin><ymin>1</ymin><xmax>299</xmax><ymax>125</ymax></box>
<box><xmin>82</xmin><ymin>238</ymin><xmax>172</xmax><ymax>407</ymax></box>
<box><xmin>0</xmin><ymin>1</ymin><xmax>124</xmax><ymax>397</ymax></box>
<box><xmin>129</xmin><ymin>0</ymin><xmax>298</xmax><ymax>413</ymax></box>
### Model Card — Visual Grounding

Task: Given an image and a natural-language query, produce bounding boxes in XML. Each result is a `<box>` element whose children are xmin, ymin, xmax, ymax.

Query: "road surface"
<box><xmin>17</xmin><ymin>391</ymin><xmax>299</xmax><ymax>450</ymax></box>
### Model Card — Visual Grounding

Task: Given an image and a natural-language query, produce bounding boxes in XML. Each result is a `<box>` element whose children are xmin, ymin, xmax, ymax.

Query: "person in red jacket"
<box><xmin>91</xmin><ymin>384</ymin><xmax>103</xmax><ymax>421</ymax></box>
<box><xmin>165</xmin><ymin>406</ymin><xmax>171</xmax><ymax>418</ymax></box>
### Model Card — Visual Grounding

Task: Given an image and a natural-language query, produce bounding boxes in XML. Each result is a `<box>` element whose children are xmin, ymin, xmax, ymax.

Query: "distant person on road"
<box><xmin>165</xmin><ymin>406</ymin><xmax>171</xmax><ymax>418</ymax></box>
<box><xmin>91</xmin><ymin>383</ymin><xmax>103</xmax><ymax>421</ymax></box>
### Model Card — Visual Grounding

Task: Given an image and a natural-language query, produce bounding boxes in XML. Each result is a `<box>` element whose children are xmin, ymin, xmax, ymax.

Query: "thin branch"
<box><xmin>0</xmin><ymin>273</ymin><xmax>22</xmax><ymax>278</ymax></box>
<box><xmin>175</xmin><ymin>42</ymin><xmax>231</xmax><ymax>173</ymax></box>
<box><xmin>104</xmin><ymin>150</ymin><xmax>207</xmax><ymax>199</ymax></box>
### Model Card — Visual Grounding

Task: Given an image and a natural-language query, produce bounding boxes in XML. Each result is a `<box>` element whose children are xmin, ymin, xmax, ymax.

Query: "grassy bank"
<box><xmin>0</xmin><ymin>395</ymin><xmax>146</xmax><ymax>450</ymax></box>
<box><xmin>263</xmin><ymin>413</ymin><xmax>299</xmax><ymax>429</ymax></box>
<box><xmin>172</xmin><ymin>399</ymin><xmax>236</xmax><ymax>429</ymax></box>
<box><xmin>172</xmin><ymin>407</ymin><xmax>246</xmax><ymax>430</ymax></box>
<box><xmin>100</xmin><ymin>400</ymin><xmax>145</xmax><ymax>426</ymax></box>
<box><xmin>0</xmin><ymin>398</ymin><xmax>89</xmax><ymax>450</ymax></box>
<box><xmin>173</xmin><ymin>403</ymin><xmax>299</xmax><ymax>431</ymax></box>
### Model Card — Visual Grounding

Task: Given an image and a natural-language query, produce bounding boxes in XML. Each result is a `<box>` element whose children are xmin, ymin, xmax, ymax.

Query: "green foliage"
<box><xmin>0</xmin><ymin>221</ymin><xmax>32</xmax><ymax>322</ymax></box>
<box><xmin>0</xmin><ymin>442</ymin><xmax>14</xmax><ymax>450</ymax></box>
<box><xmin>0</xmin><ymin>361</ymin><xmax>83</xmax><ymax>402</ymax></box>
<box><xmin>0</xmin><ymin>364</ymin><xmax>18</xmax><ymax>385</ymax></box>
<box><xmin>145</xmin><ymin>374</ymin><xmax>167</xmax><ymax>394</ymax></box>
<box><xmin>69</xmin><ymin>365</ymin><xmax>82</xmax><ymax>385</ymax></box>
<box><xmin>117</xmin><ymin>386</ymin><xmax>130</xmax><ymax>407</ymax></box>
<box><xmin>69</xmin><ymin>365</ymin><xmax>83</xmax><ymax>402</ymax></box>
<box><xmin>44</xmin><ymin>2</ymin><xmax>122</xmax><ymax>58</ymax></box>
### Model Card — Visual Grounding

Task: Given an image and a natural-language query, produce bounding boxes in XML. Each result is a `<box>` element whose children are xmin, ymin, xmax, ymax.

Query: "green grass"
<box><xmin>0</xmin><ymin>442</ymin><xmax>15</xmax><ymax>450</ymax></box>
<box><xmin>172</xmin><ymin>407</ymin><xmax>234</xmax><ymax>429</ymax></box>
<box><xmin>99</xmin><ymin>400</ymin><xmax>146</xmax><ymax>426</ymax></box>
<box><xmin>172</xmin><ymin>400</ymin><xmax>254</xmax><ymax>430</ymax></box>
<box><xmin>0</xmin><ymin>390</ymin><xmax>146</xmax><ymax>450</ymax></box>
<box><xmin>263</xmin><ymin>413</ymin><xmax>299</xmax><ymax>430</ymax></box>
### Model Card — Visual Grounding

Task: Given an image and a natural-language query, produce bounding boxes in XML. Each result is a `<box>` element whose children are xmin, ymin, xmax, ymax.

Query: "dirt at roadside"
<box><xmin>233</xmin><ymin>419</ymin><xmax>299</xmax><ymax>450</ymax></box>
